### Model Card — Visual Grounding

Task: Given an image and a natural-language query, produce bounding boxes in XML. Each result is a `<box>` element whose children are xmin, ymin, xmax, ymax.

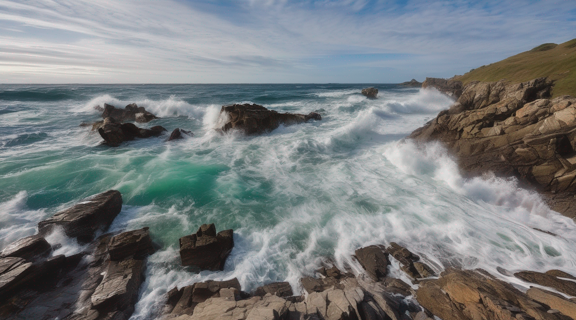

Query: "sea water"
<box><xmin>0</xmin><ymin>84</ymin><xmax>575</xmax><ymax>319</ymax></box>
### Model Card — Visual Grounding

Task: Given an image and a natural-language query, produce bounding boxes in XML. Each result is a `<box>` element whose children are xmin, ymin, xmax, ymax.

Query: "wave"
<box><xmin>2</xmin><ymin>132</ymin><xmax>49</xmax><ymax>148</ymax></box>
<box><xmin>313</xmin><ymin>89</ymin><xmax>360</xmax><ymax>98</ymax></box>
<box><xmin>0</xmin><ymin>87</ymin><xmax>76</xmax><ymax>102</ymax></box>
<box><xmin>382</xmin><ymin>88</ymin><xmax>454</xmax><ymax>114</ymax></box>
<box><xmin>0</xmin><ymin>191</ymin><xmax>46</xmax><ymax>249</ymax></box>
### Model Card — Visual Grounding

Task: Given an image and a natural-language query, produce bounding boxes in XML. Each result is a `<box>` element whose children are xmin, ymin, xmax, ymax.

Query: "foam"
<box><xmin>0</xmin><ymin>191</ymin><xmax>46</xmax><ymax>249</ymax></box>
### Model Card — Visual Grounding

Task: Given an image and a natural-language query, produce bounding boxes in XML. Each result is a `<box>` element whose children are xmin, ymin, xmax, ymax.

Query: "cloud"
<box><xmin>0</xmin><ymin>0</ymin><xmax>574</xmax><ymax>83</ymax></box>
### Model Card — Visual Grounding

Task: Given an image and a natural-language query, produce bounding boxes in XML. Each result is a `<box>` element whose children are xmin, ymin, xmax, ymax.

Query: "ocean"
<box><xmin>1</xmin><ymin>84</ymin><xmax>575</xmax><ymax>319</ymax></box>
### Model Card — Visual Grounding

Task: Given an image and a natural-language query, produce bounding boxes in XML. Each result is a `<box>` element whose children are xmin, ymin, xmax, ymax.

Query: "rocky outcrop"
<box><xmin>410</xmin><ymin>78</ymin><xmax>576</xmax><ymax>218</ymax></box>
<box><xmin>179</xmin><ymin>224</ymin><xmax>234</xmax><ymax>271</ymax></box>
<box><xmin>107</xmin><ymin>227</ymin><xmax>155</xmax><ymax>261</ymax></box>
<box><xmin>385</xmin><ymin>242</ymin><xmax>435</xmax><ymax>280</ymax></box>
<box><xmin>253</xmin><ymin>282</ymin><xmax>293</xmax><ymax>297</ymax></box>
<box><xmin>38</xmin><ymin>190</ymin><xmax>122</xmax><ymax>243</ymax></box>
<box><xmin>97</xmin><ymin>117</ymin><xmax>167</xmax><ymax>147</ymax></box>
<box><xmin>400</xmin><ymin>79</ymin><xmax>422</xmax><ymax>87</ymax></box>
<box><xmin>515</xmin><ymin>270</ymin><xmax>576</xmax><ymax>296</ymax></box>
<box><xmin>219</xmin><ymin>104</ymin><xmax>322</xmax><ymax>135</ymax></box>
<box><xmin>0</xmin><ymin>235</ymin><xmax>51</xmax><ymax>261</ymax></box>
<box><xmin>167</xmin><ymin>128</ymin><xmax>193</xmax><ymax>141</ymax></box>
<box><xmin>416</xmin><ymin>268</ymin><xmax>573</xmax><ymax>320</ymax></box>
<box><xmin>355</xmin><ymin>245</ymin><xmax>389</xmax><ymax>281</ymax></box>
<box><xmin>101</xmin><ymin>103</ymin><xmax>157</xmax><ymax>123</ymax></box>
<box><xmin>361</xmin><ymin>87</ymin><xmax>378</xmax><ymax>98</ymax></box>
<box><xmin>422</xmin><ymin>77</ymin><xmax>463</xmax><ymax>98</ymax></box>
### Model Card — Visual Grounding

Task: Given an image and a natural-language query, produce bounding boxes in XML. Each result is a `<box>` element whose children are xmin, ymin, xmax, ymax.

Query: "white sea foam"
<box><xmin>0</xmin><ymin>191</ymin><xmax>46</xmax><ymax>249</ymax></box>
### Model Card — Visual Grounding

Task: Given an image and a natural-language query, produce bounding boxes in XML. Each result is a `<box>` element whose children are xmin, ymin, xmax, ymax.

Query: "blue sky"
<box><xmin>0</xmin><ymin>0</ymin><xmax>574</xmax><ymax>83</ymax></box>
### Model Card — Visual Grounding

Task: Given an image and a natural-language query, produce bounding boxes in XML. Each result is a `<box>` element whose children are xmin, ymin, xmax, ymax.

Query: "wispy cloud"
<box><xmin>0</xmin><ymin>0</ymin><xmax>574</xmax><ymax>83</ymax></box>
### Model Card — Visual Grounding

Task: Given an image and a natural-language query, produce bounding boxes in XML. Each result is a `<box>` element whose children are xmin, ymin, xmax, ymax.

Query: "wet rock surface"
<box><xmin>97</xmin><ymin>117</ymin><xmax>167</xmax><ymax>147</ymax></box>
<box><xmin>219</xmin><ymin>104</ymin><xmax>322</xmax><ymax>135</ymax></box>
<box><xmin>101</xmin><ymin>103</ymin><xmax>157</xmax><ymax>123</ymax></box>
<box><xmin>167</xmin><ymin>128</ymin><xmax>193</xmax><ymax>141</ymax></box>
<box><xmin>179</xmin><ymin>224</ymin><xmax>234</xmax><ymax>271</ymax></box>
<box><xmin>0</xmin><ymin>235</ymin><xmax>51</xmax><ymax>261</ymax></box>
<box><xmin>38</xmin><ymin>190</ymin><xmax>122</xmax><ymax>243</ymax></box>
<box><xmin>411</xmin><ymin>77</ymin><xmax>576</xmax><ymax>218</ymax></box>
<box><xmin>361</xmin><ymin>87</ymin><xmax>378</xmax><ymax>98</ymax></box>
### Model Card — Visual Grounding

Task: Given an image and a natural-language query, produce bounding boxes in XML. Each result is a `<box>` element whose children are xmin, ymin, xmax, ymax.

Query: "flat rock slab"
<box><xmin>38</xmin><ymin>190</ymin><xmax>122</xmax><ymax>243</ymax></box>
<box><xmin>355</xmin><ymin>245</ymin><xmax>389</xmax><ymax>281</ymax></box>
<box><xmin>179</xmin><ymin>224</ymin><xmax>234</xmax><ymax>271</ymax></box>
<box><xmin>515</xmin><ymin>270</ymin><xmax>576</xmax><ymax>296</ymax></box>
<box><xmin>0</xmin><ymin>235</ymin><xmax>51</xmax><ymax>260</ymax></box>
<box><xmin>91</xmin><ymin>258</ymin><xmax>145</xmax><ymax>314</ymax></box>
<box><xmin>254</xmin><ymin>282</ymin><xmax>293</xmax><ymax>297</ymax></box>
<box><xmin>0</xmin><ymin>257</ymin><xmax>33</xmax><ymax>298</ymax></box>
<box><xmin>107</xmin><ymin>227</ymin><xmax>154</xmax><ymax>261</ymax></box>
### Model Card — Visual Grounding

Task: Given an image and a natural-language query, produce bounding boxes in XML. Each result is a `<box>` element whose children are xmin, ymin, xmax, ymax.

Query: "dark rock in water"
<box><xmin>101</xmin><ymin>103</ymin><xmax>157</xmax><ymax>123</ymax></box>
<box><xmin>385</xmin><ymin>242</ymin><xmax>435</xmax><ymax>280</ymax></box>
<box><xmin>107</xmin><ymin>227</ymin><xmax>154</xmax><ymax>261</ymax></box>
<box><xmin>94</xmin><ymin>105</ymin><xmax>104</xmax><ymax>112</ymax></box>
<box><xmin>361</xmin><ymin>87</ymin><xmax>378</xmax><ymax>98</ymax></box>
<box><xmin>355</xmin><ymin>245</ymin><xmax>389</xmax><ymax>281</ymax></box>
<box><xmin>400</xmin><ymin>79</ymin><xmax>422</xmax><ymax>87</ymax></box>
<box><xmin>515</xmin><ymin>270</ymin><xmax>576</xmax><ymax>296</ymax></box>
<box><xmin>422</xmin><ymin>77</ymin><xmax>463</xmax><ymax>98</ymax></box>
<box><xmin>219</xmin><ymin>103</ymin><xmax>321</xmax><ymax>135</ymax></box>
<box><xmin>0</xmin><ymin>257</ymin><xmax>33</xmax><ymax>298</ymax></box>
<box><xmin>179</xmin><ymin>224</ymin><xmax>233</xmax><ymax>271</ymax></box>
<box><xmin>0</xmin><ymin>235</ymin><xmax>51</xmax><ymax>261</ymax></box>
<box><xmin>416</xmin><ymin>268</ymin><xmax>567</xmax><ymax>320</ymax></box>
<box><xmin>167</xmin><ymin>128</ymin><xmax>193</xmax><ymax>141</ymax></box>
<box><xmin>90</xmin><ymin>258</ymin><xmax>145</xmax><ymax>315</ymax></box>
<box><xmin>97</xmin><ymin>117</ymin><xmax>167</xmax><ymax>147</ymax></box>
<box><xmin>254</xmin><ymin>282</ymin><xmax>293</xmax><ymax>297</ymax></box>
<box><xmin>38</xmin><ymin>190</ymin><xmax>122</xmax><ymax>243</ymax></box>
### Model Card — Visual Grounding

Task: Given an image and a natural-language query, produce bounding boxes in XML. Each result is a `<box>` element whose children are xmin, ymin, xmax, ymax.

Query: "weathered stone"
<box><xmin>527</xmin><ymin>287</ymin><xmax>576</xmax><ymax>319</ymax></box>
<box><xmin>0</xmin><ymin>235</ymin><xmax>51</xmax><ymax>261</ymax></box>
<box><xmin>167</xmin><ymin>128</ymin><xmax>193</xmax><ymax>141</ymax></box>
<box><xmin>102</xmin><ymin>103</ymin><xmax>157</xmax><ymax>123</ymax></box>
<box><xmin>355</xmin><ymin>245</ymin><xmax>389</xmax><ymax>281</ymax></box>
<box><xmin>422</xmin><ymin>77</ymin><xmax>463</xmax><ymax>98</ymax></box>
<box><xmin>515</xmin><ymin>270</ymin><xmax>576</xmax><ymax>296</ymax></box>
<box><xmin>179</xmin><ymin>224</ymin><xmax>234</xmax><ymax>271</ymax></box>
<box><xmin>254</xmin><ymin>282</ymin><xmax>293</xmax><ymax>297</ymax></box>
<box><xmin>361</xmin><ymin>87</ymin><xmax>378</xmax><ymax>98</ymax></box>
<box><xmin>107</xmin><ymin>227</ymin><xmax>154</xmax><ymax>261</ymax></box>
<box><xmin>91</xmin><ymin>259</ymin><xmax>145</xmax><ymax>315</ymax></box>
<box><xmin>0</xmin><ymin>257</ymin><xmax>33</xmax><ymax>298</ymax></box>
<box><xmin>98</xmin><ymin>118</ymin><xmax>167</xmax><ymax>147</ymax></box>
<box><xmin>38</xmin><ymin>190</ymin><xmax>122</xmax><ymax>243</ymax></box>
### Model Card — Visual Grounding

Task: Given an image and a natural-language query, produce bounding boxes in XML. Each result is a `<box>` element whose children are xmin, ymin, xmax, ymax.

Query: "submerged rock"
<box><xmin>97</xmin><ymin>117</ymin><xmax>167</xmax><ymax>147</ymax></box>
<box><xmin>421</xmin><ymin>77</ymin><xmax>463</xmax><ymax>98</ymax></box>
<box><xmin>101</xmin><ymin>103</ymin><xmax>157</xmax><ymax>123</ymax></box>
<box><xmin>179</xmin><ymin>224</ymin><xmax>234</xmax><ymax>271</ymax></box>
<box><xmin>361</xmin><ymin>87</ymin><xmax>378</xmax><ymax>98</ymax></box>
<box><xmin>219</xmin><ymin>103</ymin><xmax>321</xmax><ymax>135</ymax></box>
<box><xmin>167</xmin><ymin>128</ymin><xmax>193</xmax><ymax>141</ymax></box>
<box><xmin>38</xmin><ymin>190</ymin><xmax>122</xmax><ymax>243</ymax></box>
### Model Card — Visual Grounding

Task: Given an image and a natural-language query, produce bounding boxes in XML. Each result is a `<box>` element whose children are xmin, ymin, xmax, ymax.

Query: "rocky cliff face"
<box><xmin>411</xmin><ymin>77</ymin><xmax>576</xmax><ymax>217</ymax></box>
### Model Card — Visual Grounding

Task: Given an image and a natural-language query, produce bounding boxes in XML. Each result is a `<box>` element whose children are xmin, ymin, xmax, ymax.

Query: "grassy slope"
<box><xmin>455</xmin><ymin>38</ymin><xmax>576</xmax><ymax>98</ymax></box>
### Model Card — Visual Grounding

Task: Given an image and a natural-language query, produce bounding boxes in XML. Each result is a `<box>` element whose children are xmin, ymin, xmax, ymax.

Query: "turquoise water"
<box><xmin>1</xmin><ymin>84</ymin><xmax>575</xmax><ymax>319</ymax></box>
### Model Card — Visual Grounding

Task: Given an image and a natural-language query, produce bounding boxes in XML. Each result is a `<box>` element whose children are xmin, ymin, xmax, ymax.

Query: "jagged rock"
<box><xmin>0</xmin><ymin>257</ymin><xmax>33</xmax><ymax>298</ymax></box>
<box><xmin>38</xmin><ymin>190</ymin><xmax>122</xmax><ymax>243</ymax></box>
<box><xmin>400</xmin><ymin>79</ymin><xmax>422</xmax><ymax>87</ymax></box>
<box><xmin>179</xmin><ymin>224</ymin><xmax>234</xmax><ymax>271</ymax></box>
<box><xmin>527</xmin><ymin>287</ymin><xmax>576</xmax><ymax>319</ymax></box>
<box><xmin>416</xmin><ymin>268</ymin><xmax>569</xmax><ymax>320</ymax></box>
<box><xmin>354</xmin><ymin>245</ymin><xmax>389</xmax><ymax>281</ymax></box>
<box><xmin>515</xmin><ymin>270</ymin><xmax>576</xmax><ymax>296</ymax></box>
<box><xmin>107</xmin><ymin>227</ymin><xmax>154</xmax><ymax>261</ymax></box>
<box><xmin>254</xmin><ymin>282</ymin><xmax>293</xmax><ymax>297</ymax></box>
<box><xmin>0</xmin><ymin>235</ymin><xmax>51</xmax><ymax>260</ymax></box>
<box><xmin>410</xmin><ymin>78</ymin><xmax>576</xmax><ymax>218</ymax></box>
<box><xmin>167</xmin><ymin>128</ymin><xmax>193</xmax><ymax>141</ymax></box>
<box><xmin>384</xmin><ymin>243</ymin><xmax>435</xmax><ymax>280</ymax></box>
<box><xmin>361</xmin><ymin>87</ymin><xmax>378</xmax><ymax>98</ymax></box>
<box><xmin>422</xmin><ymin>77</ymin><xmax>463</xmax><ymax>98</ymax></box>
<box><xmin>97</xmin><ymin>117</ymin><xmax>167</xmax><ymax>147</ymax></box>
<box><xmin>219</xmin><ymin>104</ymin><xmax>321</xmax><ymax>135</ymax></box>
<box><xmin>101</xmin><ymin>103</ymin><xmax>157</xmax><ymax>123</ymax></box>
<box><xmin>164</xmin><ymin>278</ymin><xmax>242</xmax><ymax>316</ymax></box>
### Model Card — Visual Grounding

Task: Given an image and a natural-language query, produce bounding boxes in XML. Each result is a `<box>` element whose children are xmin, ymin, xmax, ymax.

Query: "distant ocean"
<box><xmin>1</xmin><ymin>84</ymin><xmax>575</xmax><ymax>319</ymax></box>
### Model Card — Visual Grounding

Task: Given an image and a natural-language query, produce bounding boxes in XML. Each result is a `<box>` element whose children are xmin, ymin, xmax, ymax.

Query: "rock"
<box><xmin>219</xmin><ymin>104</ymin><xmax>321</xmax><ymax>135</ymax></box>
<box><xmin>164</xmin><ymin>278</ymin><xmax>242</xmax><ymax>317</ymax></box>
<box><xmin>384</xmin><ymin>243</ymin><xmax>435</xmax><ymax>280</ymax></box>
<box><xmin>254</xmin><ymin>282</ymin><xmax>293</xmax><ymax>297</ymax></box>
<box><xmin>179</xmin><ymin>224</ymin><xmax>234</xmax><ymax>270</ymax></box>
<box><xmin>101</xmin><ymin>103</ymin><xmax>157</xmax><ymax>123</ymax></box>
<box><xmin>416</xmin><ymin>268</ymin><xmax>566</xmax><ymax>320</ymax></box>
<box><xmin>422</xmin><ymin>77</ymin><xmax>463</xmax><ymax>98</ymax></box>
<box><xmin>527</xmin><ymin>287</ymin><xmax>576</xmax><ymax>319</ymax></box>
<box><xmin>515</xmin><ymin>270</ymin><xmax>576</xmax><ymax>296</ymax></box>
<box><xmin>107</xmin><ymin>227</ymin><xmax>154</xmax><ymax>261</ymax></box>
<box><xmin>167</xmin><ymin>128</ymin><xmax>193</xmax><ymax>141</ymax></box>
<box><xmin>361</xmin><ymin>87</ymin><xmax>378</xmax><ymax>98</ymax></box>
<box><xmin>400</xmin><ymin>79</ymin><xmax>422</xmax><ymax>87</ymax></box>
<box><xmin>0</xmin><ymin>235</ymin><xmax>51</xmax><ymax>261</ymax></box>
<box><xmin>97</xmin><ymin>117</ymin><xmax>167</xmax><ymax>147</ymax></box>
<box><xmin>38</xmin><ymin>190</ymin><xmax>122</xmax><ymax>243</ymax></box>
<box><xmin>90</xmin><ymin>258</ymin><xmax>145</xmax><ymax>316</ymax></box>
<box><xmin>354</xmin><ymin>245</ymin><xmax>389</xmax><ymax>281</ymax></box>
<box><xmin>0</xmin><ymin>257</ymin><xmax>33</xmax><ymax>298</ymax></box>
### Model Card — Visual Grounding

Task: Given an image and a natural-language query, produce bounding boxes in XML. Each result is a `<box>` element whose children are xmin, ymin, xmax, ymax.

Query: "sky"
<box><xmin>0</xmin><ymin>0</ymin><xmax>575</xmax><ymax>83</ymax></box>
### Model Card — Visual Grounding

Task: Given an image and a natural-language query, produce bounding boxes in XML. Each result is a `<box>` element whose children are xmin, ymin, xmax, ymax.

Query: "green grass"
<box><xmin>455</xmin><ymin>38</ymin><xmax>576</xmax><ymax>98</ymax></box>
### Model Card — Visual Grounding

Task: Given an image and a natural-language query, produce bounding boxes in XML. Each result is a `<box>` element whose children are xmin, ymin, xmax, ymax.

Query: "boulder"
<box><xmin>254</xmin><ymin>282</ymin><xmax>293</xmax><ymax>297</ymax></box>
<box><xmin>0</xmin><ymin>235</ymin><xmax>51</xmax><ymax>260</ymax></box>
<box><xmin>354</xmin><ymin>245</ymin><xmax>389</xmax><ymax>281</ymax></box>
<box><xmin>400</xmin><ymin>79</ymin><xmax>422</xmax><ymax>87</ymax></box>
<box><xmin>164</xmin><ymin>278</ymin><xmax>242</xmax><ymax>316</ymax></box>
<box><xmin>98</xmin><ymin>117</ymin><xmax>167</xmax><ymax>147</ymax></box>
<box><xmin>38</xmin><ymin>190</ymin><xmax>123</xmax><ymax>243</ymax></box>
<box><xmin>101</xmin><ymin>103</ymin><xmax>157</xmax><ymax>123</ymax></box>
<box><xmin>422</xmin><ymin>77</ymin><xmax>463</xmax><ymax>98</ymax></box>
<box><xmin>219</xmin><ymin>104</ymin><xmax>321</xmax><ymax>135</ymax></box>
<box><xmin>167</xmin><ymin>128</ymin><xmax>193</xmax><ymax>141</ymax></box>
<box><xmin>361</xmin><ymin>87</ymin><xmax>378</xmax><ymax>98</ymax></box>
<box><xmin>107</xmin><ymin>227</ymin><xmax>154</xmax><ymax>261</ymax></box>
<box><xmin>179</xmin><ymin>224</ymin><xmax>234</xmax><ymax>270</ymax></box>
